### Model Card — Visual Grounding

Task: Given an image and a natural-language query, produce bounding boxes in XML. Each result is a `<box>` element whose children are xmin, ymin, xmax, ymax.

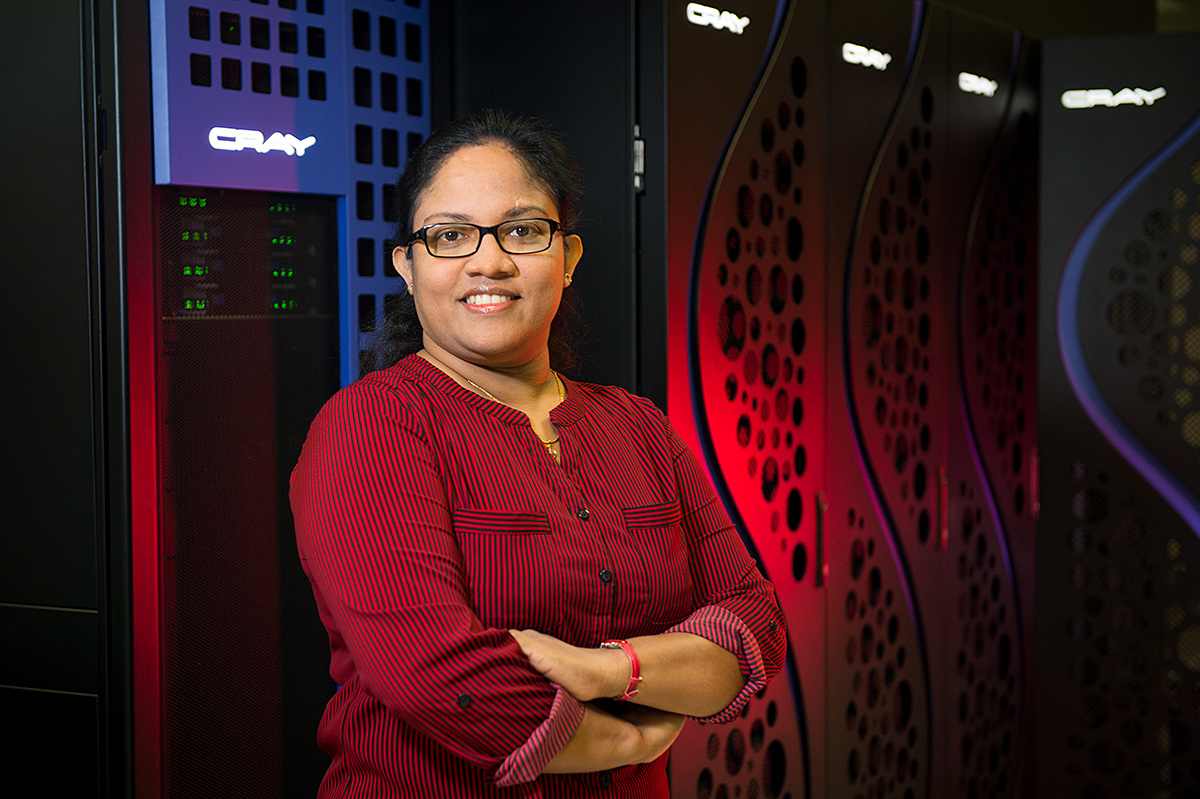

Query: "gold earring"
<box><xmin>407</xmin><ymin>284</ymin><xmax>414</xmax><ymax>295</ymax></box>
<box><xmin>564</xmin><ymin>273</ymin><xmax>573</xmax><ymax>286</ymax></box>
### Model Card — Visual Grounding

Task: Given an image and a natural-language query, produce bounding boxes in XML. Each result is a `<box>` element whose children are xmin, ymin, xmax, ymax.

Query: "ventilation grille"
<box><xmin>1055</xmin><ymin>460</ymin><xmax>1200</xmax><ymax>797</ymax></box>
<box><xmin>1080</xmin><ymin>152</ymin><xmax>1200</xmax><ymax>484</ymax></box>
<box><xmin>158</xmin><ymin>185</ymin><xmax>339</xmax><ymax>799</ymax></box>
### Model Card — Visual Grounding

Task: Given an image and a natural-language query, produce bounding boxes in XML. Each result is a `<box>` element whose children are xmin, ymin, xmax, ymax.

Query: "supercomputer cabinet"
<box><xmin>443</xmin><ymin>1</ymin><xmax>1038</xmax><ymax>797</ymax></box>
<box><xmin>1037</xmin><ymin>31</ymin><xmax>1200</xmax><ymax>799</ymax></box>
<box><xmin>123</xmin><ymin>1</ymin><xmax>430</xmax><ymax>796</ymax></box>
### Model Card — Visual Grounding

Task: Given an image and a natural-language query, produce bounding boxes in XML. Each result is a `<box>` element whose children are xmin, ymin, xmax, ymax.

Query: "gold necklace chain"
<box><xmin>424</xmin><ymin>354</ymin><xmax>564</xmax><ymax>453</ymax></box>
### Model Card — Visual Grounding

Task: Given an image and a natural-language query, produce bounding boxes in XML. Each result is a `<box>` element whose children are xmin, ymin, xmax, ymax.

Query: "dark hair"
<box><xmin>371</xmin><ymin>109</ymin><xmax>586</xmax><ymax>374</ymax></box>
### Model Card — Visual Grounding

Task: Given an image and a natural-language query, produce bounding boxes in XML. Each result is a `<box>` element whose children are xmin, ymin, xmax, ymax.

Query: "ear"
<box><xmin>392</xmin><ymin>245</ymin><xmax>414</xmax><ymax>288</ymax></box>
<box><xmin>563</xmin><ymin>234</ymin><xmax>583</xmax><ymax>283</ymax></box>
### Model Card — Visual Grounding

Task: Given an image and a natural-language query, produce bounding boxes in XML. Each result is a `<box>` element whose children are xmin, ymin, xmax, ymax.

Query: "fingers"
<box><xmin>507</xmin><ymin>628</ymin><xmax>534</xmax><ymax>655</ymax></box>
<box><xmin>509</xmin><ymin>629</ymin><xmax>560</xmax><ymax>678</ymax></box>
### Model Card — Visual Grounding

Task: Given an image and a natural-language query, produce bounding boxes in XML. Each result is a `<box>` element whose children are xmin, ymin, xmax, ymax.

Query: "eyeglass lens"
<box><xmin>424</xmin><ymin>219</ymin><xmax>555</xmax><ymax>257</ymax></box>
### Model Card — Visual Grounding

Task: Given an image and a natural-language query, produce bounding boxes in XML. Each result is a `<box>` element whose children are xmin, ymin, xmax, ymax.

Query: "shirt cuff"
<box><xmin>665</xmin><ymin>604</ymin><xmax>769</xmax><ymax>724</ymax></box>
<box><xmin>493</xmin><ymin>686</ymin><xmax>586</xmax><ymax>786</ymax></box>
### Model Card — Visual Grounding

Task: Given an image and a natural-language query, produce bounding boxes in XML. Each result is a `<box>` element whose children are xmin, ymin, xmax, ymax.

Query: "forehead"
<box><xmin>415</xmin><ymin>143</ymin><xmax>556</xmax><ymax>223</ymax></box>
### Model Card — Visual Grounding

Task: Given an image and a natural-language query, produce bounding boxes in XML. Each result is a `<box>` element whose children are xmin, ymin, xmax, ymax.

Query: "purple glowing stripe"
<box><xmin>904</xmin><ymin>1</ymin><xmax>926</xmax><ymax>73</ymax></box>
<box><xmin>955</xmin><ymin>28</ymin><xmax>1026</xmax><ymax>643</ymax></box>
<box><xmin>1057</xmin><ymin>109</ymin><xmax>1200</xmax><ymax>536</ymax></box>
<box><xmin>852</xmin><ymin>432</ymin><xmax>925</xmax><ymax>631</ymax></box>
<box><xmin>959</xmin><ymin>395</ymin><xmax>1020</xmax><ymax>622</ymax></box>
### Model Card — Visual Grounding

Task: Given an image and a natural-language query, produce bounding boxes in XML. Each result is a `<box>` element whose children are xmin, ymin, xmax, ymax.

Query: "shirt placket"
<box><xmin>545</xmin><ymin>430</ymin><xmax>620</xmax><ymax>646</ymax></box>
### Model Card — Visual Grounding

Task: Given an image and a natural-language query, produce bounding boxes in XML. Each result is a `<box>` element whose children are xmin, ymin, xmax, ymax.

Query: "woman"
<box><xmin>291</xmin><ymin>109</ymin><xmax>786</xmax><ymax>797</ymax></box>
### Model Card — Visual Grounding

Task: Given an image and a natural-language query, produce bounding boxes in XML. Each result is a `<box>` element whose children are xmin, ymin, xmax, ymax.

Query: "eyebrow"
<box><xmin>417</xmin><ymin>204</ymin><xmax>552</xmax><ymax>227</ymax></box>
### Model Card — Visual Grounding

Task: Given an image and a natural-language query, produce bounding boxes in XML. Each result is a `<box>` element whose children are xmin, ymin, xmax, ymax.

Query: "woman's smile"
<box><xmin>462</xmin><ymin>287</ymin><xmax>519</xmax><ymax>311</ymax></box>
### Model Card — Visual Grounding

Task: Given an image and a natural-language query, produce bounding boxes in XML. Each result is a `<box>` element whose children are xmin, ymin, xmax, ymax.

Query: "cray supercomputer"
<box><xmin>448</xmin><ymin>1</ymin><xmax>1038</xmax><ymax>797</ymax></box>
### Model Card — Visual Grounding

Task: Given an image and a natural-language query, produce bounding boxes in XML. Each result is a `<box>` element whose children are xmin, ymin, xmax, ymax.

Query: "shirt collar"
<box><xmin>400</xmin><ymin>353</ymin><xmax>583</xmax><ymax>429</ymax></box>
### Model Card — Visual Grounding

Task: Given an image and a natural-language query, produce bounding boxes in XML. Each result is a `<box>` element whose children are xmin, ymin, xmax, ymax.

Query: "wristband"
<box><xmin>599</xmin><ymin>639</ymin><xmax>642</xmax><ymax>701</ymax></box>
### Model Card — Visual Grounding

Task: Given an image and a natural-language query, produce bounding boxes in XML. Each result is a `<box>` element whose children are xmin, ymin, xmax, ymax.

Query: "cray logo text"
<box><xmin>958</xmin><ymin>71</ymin><xmax>999</xmax><ymax>97</ymax></box>
<box><xmin>208</xmin><ymin>127</ymin><xmax>318</xmax><ymax>156</ymax></box>
<box><xmin>1060</xmin><ymin>87</ymin><xmax>1166</xmax><ymax>109</ymax></box>
<box><xmin>686</xmin><ymin>3</ymin><xmax>750</xmax><ymax>35</ymax></box>
<box><xmin>842</xmin><ymin>42</ymin><xmax>892</xmax><ymax>71</ymax></box>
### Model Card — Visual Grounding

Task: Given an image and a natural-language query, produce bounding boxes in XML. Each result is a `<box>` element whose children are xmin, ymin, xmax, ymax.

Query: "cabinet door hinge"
<box><xmin>633</xmin><ymin>125</ymin><xmax>645</xmax><ymax>194</ymax></box>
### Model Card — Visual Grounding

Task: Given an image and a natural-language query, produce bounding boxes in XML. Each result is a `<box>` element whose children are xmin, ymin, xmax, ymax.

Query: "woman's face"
<box><xmin>394</xmin><ymin>143</ymin><xmax>582</xmax><ymax>369</ymax></box>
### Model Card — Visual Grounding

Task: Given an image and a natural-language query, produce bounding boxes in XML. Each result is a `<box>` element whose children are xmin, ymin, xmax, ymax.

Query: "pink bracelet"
<box><xmin>599</xmin><ymin>639</ymin><xmax>642</xmax><ymax>701</ymax></box>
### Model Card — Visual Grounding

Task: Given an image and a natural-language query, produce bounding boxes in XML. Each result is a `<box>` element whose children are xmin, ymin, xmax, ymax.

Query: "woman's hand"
<box><xmin>509</xmin><ymin>628</ymin><xmax>628</xmax><ymax>702</ymax></box>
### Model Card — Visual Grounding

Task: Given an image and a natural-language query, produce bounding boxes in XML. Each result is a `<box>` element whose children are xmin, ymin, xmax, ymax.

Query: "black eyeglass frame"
<box><xmin>405</xmin><ymin>217</ymin><xmax>563</xmax><ymax>258</ymax></box>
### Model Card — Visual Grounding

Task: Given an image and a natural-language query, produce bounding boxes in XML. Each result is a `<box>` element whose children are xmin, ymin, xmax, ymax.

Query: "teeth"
<box><xmin>465</xmin><ymin>294</ymin><xmax>512</xmax><ymax>306</ymax></box>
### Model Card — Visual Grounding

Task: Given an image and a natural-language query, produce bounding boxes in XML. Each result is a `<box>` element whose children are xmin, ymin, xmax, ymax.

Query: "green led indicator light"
<box><xmin>268</xmin><ymin>202</ymin><xmax>297</xmax><ymax>213</ymax></box>
<box><xmin>184</xmin><ymin>299</ymin><xmax>208</xmax><ymax>311</ymax></box>
<box><xmin>182</xmin><ymin>230</ymin><xmax>209</xmax><ymax>242</ymax></box>
<box><xmin>273</xmin><ymin>299</ymin><xmax>297</xmax><ymax>310</ymax></box>
<box><xmin>178</xmin><ymin>196</ymin><xmax>207</xmax><ymax>208</ymax></box>
<box><xmin>272</xmin><ymin>235</ymin><xmax>295</xmax><ymax>245</ymax></box>
<box><xmin>272</xmin><ymin>267</ymin><xmax>296</xmax><ymax>278</ymax></box>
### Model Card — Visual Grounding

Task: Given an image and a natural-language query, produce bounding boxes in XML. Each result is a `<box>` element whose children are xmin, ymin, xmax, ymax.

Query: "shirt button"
<box><xmin>768</xmin><ymin>621</ymin><xmax>778</xmax><ymax>632</ymax></box>
<box><xmin>599</xmin><ymin>568</ymin><xmax>613</xmax><ymax>584</ymax></box>
<box><xmin>456</xmin><ymin>693</ymin><xmax>472</xmax><ymax>708</ymax></box>
<box><xmin>577</xmin><ymin>507</ymin><xmax>589</xmax><ymax>520</ymax></box>
<box><xmin>598</xmin><ymin>771</ymin><xmax>613</xmax><ymax>788</ymax></box>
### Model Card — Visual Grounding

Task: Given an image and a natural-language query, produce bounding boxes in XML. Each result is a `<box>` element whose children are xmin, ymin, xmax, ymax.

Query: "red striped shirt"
<box><xmin>290</xmin><ymin>354</ymin><xmax>787</xmax><ymax>797</ymax></box>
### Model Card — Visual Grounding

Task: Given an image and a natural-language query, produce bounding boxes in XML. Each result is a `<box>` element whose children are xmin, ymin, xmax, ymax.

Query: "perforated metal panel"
<box><xmin>1075</xmin><ymin>151</ymin><xmax>1200</xmax><ymax>501</ymax></box>
<box><xmin>672</xmin><ymin>1</ymin><xmax>826</xmax><ymax>797</ymax></box>
<box><xmin>1047</xmin><ymin>144</ymin><xmax>1200</xmax><ymax>799</ymax></box>
<box><xmin>824</xmin><ymin>4</ymin><xmax>937</xmax><ymax>796</ymax></box>
<box><xmin>822</xmin><ymin>5</ymin><xmax>1040</xmax><ymax>798</ymax></box>
<box><xmin>946</xmin><ymin>22</ymin><xmax>1039</xmax><ymax>799</ymax></box>
<box><xmin>339</xmin><ymin>0</ymin><xmax>431</xmax><ymax>385</ymax></box>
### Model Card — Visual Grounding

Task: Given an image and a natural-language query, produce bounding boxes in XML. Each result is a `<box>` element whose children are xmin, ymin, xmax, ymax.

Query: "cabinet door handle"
<box><xmin>938</xmin><ymin>466</ymin><xmax>948</xmax><ymax>549</ymax></box>
<box><xmin>816</xmin><ymin>492</ymin><xmax>828</xmax><ymax>588</ymax></box>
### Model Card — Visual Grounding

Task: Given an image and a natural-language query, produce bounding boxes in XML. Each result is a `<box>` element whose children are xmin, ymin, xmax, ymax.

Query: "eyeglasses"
<box><xmin>406</xmin><ymin>217</ymin><xmax>562</xmax><ymax>258</ymax></box>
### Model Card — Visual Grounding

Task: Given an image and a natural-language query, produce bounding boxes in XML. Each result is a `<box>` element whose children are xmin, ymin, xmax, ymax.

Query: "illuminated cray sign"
<box><xmin>686</xmin><ymin>2</ymin><xmax>750</xmax><ymax>35</ymax></box>
<box><xmin>1060</xmin><ymin>87</ymin><xmax>1167</xmax><ymax>109</ymax></box>
<box><xmin>208</xmin><ymin>127</ymin><xmax>318</xmax><ymax>157</ymax></box>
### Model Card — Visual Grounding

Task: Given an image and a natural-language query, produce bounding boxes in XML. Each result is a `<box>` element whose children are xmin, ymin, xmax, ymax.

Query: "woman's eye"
<box><xmin>507</xmin><ymin>221</ymin><xmax>546</xmax><ymax>238</ymax></box>
<box><xmin>436</xmin><ymin>228</ymin><xmax>464</xmax><ymax>242</ymax></box>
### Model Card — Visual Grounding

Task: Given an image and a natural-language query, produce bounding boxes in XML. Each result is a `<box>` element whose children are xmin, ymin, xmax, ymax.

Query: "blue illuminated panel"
<box><xmin>150</xmin><ymin>0</ymin><xmax>430</xmax><ymax>385</ymax></box>
<box><xmin>151</xmin><ymin>0</ymin><xmax>349</xmax><ymax>192</ymax></box>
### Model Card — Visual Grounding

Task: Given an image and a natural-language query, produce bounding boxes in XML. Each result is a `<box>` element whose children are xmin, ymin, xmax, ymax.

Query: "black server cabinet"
<box><xmin>668</xmin><ymin>2</ymin><xmax>827</xmax><ymax>798</ymax></box>
<box><xmin>823</xmin><ymin>4</ymin><xmax>1037</xmax><ymax>798</ymax></box>
<box><xmin>1038</xmin><ymin>31</ymin><xmax>1200</xmax><ymax>799</ymax></box>
<box><xmin>2</xmin><ymin>1</ymin><xmax>130</xmax><ymax>795</ymax></box>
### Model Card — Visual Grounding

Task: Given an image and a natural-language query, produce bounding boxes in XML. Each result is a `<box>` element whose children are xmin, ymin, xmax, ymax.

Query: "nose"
<box><xmin>466</xmin><ymin>230</ymin><xmax>518</xmax><ymax>277</ymax></box>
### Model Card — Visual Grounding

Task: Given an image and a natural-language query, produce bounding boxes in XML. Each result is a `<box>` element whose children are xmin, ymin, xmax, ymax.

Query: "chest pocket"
<box><xmin>452</xmin><ymin>509</ymin><xmax>562</xmax><ymax>634</ymax></box>
<box><xmin>624</xmin><ymin>500</ymin><xmax>693</xmax><ymax>625</ymax></box>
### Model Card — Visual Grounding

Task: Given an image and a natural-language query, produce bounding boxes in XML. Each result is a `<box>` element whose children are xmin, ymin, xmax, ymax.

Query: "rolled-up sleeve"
<box><xmin>663</xmin><ymin>435</ymin><xmax>788</xmax><ymax>723</ymax></box>
<box><xmin>290</xmin><ymin>381</ymin><xmax>580</xmax><ymax>782</ymax></box>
